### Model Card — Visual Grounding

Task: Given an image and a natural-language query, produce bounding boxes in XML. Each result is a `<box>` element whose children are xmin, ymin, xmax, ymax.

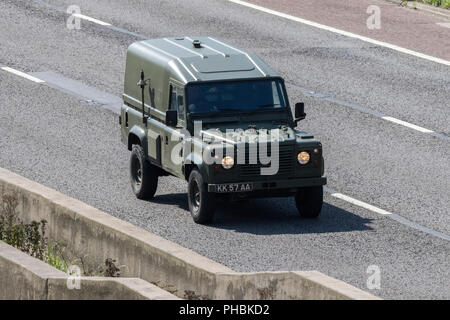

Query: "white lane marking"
<box><xmin>229</xmin><ymin>0</ymin><xmax>450</xmax><ymax>66</ymax></box>
<box><xmin>1</xmin><ymin>67</ymin><xmax>45</xmax><ymax>83</ymax></box>
<box><xmin>72</xmin><ymin>13</ymin><xmax>111</xmax><ymax>26</ymax></box>
<box><xmin>436</xmin><ymin>22</ymin><xmax>450</xmax><ymax>29</ymax></box>
<box><xmin>328</xmin><ymin>189</ymin><xmax>450</xmax><ymax>241</ymax></box>
<box><xmin>29</xmin><ymin>0</ymin><xmax>448</xmax><ymax>140</ymax></box>
<box><xmin>289</xmin><ymin>83</ymin><xmax>443</xmax><ymax>139</ymax></box>
<box><xmin>2</xmin><ymin>62</ymin><xmax>448</xmax><ymax>241</ymax></box>
<box><xmin>382</xmin><ymin>116</ymin><xmax>434</xmax><ymax>133</ymax></box>
<box><xmin>330</xmin><ymin>192</ymin><xmax>392</xmax><ymax>215</ymax></box>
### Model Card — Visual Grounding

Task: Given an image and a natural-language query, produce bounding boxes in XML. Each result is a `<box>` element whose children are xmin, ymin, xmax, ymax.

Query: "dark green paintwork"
<box><xmin>120</xmin><ymin>37</ymin><xmax>326</xmax><ymax>195</ymax></box>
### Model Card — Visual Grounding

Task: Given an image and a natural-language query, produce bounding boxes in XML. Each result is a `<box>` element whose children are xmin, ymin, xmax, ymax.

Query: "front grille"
<box><xmin>240</xmin><ymin>144</ymin><xmax>294</xmax><ymax>180</ymax></box>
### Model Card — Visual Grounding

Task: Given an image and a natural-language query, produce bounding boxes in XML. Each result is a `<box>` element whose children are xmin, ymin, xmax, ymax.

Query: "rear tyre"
<box><xmin>130</xmin><ymin>144</ymin><xmax>158</xmax><ymax>199</ymax></box>
<box><xmin>187</xmin><ymin>169</ymin><xmax>216</xmax><ymax>224</ymax></box>
<box><xmin>295</xmin><ymin>186</ymin><xmax>323</xmax><ymax>218</ymax></box>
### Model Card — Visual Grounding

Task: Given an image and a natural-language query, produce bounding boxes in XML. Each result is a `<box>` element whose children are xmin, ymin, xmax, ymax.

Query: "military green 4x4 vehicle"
<box><xmin>120</xmin><ymin>37</ymin><xmax>326</xmax><ymax>224</ymax></box>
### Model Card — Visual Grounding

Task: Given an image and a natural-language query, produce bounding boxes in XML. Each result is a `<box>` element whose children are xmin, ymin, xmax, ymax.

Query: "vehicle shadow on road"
<box><xmin>210</xmin><ymin>198</ymin><xmax>374</xmax><ymax>235</ymax></box>
<box><xmin>150</xmin><ymin>192</ymin><xmax>373</xmax><ymax>235</ymax></box>
<box><xmin>150</xmin><ymin>192</ymin><xmax>189</xmax><ymax>211</ymax></box>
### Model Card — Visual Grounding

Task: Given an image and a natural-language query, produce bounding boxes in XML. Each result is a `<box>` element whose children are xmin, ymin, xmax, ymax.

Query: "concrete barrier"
<box><xmin>0</xmin><ymin>168</ymin><xmax>379</xmax><ymax>300</ymax></box>
<box><xmin>0</xmin><ymin>241</ymin><xmax>178</xmax><ymax>300</ymax></box>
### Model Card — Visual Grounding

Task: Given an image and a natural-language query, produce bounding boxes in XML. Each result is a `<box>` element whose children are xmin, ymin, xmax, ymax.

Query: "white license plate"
<box><xmin>215</xmin><ymin>183</ymin><xmax>253</xmax><ymax>193</ymax></box>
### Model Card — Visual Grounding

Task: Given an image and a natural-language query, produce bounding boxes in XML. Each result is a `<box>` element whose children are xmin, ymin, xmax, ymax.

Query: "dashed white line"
<box><xmin>67</xmin><ymin>2</ymin><xmax>449</xmax><ymax>138</ymax></box>
<box><xmin>72</xmin><ymin>13</ymin><xmax>111</xmax><ymax>26</ymax></box>
<box><xmin>289</xmin><ymin>83</ymin><xmax>444</xmax><ymax>139</ymax></box>
<box><xmin>2</xmin><ymin>64</ymin><xmax>448</xmax><ymax>241</ymax></box>
<box><xmin>1</xmin><ymin>67</ymin><xmax>45</xmax><ymax>83</ymax></box>
<box><xmin>329</xmin><ymin>192</ymin><xmax>392</xmax><ymax>215</ymax></box>
<box><xmin>1</xmin><ymin>66</ymin><xmax>442</xmax><ymax>138</ymax></box>
<box><xmin>229</xmin><ymin>0</ymin><xmax>450</xmax><ymax>67</ymax></box>
<box><xmin>382</xmin><ymin>116</ymin><xmax>434</xmax><ymax>134</ymax></box>
<box><xmin>31</xmin><ymin>0</ymin><xmax>446</xmax><ymax>140</ymax></box>
<box><xmin>326</xmin><ymin>188</ymin><xmax>450</xmax><ymax>242</ymax></box>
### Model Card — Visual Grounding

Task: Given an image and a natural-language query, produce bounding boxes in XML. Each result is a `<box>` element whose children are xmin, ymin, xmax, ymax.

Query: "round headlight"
<box><xmin>297</xmin><ymin>151</ymin><xmax>310</xmax><ymax>165</ymax></box>
<box><xmin>222</xmin><ymin>156</ymin><xmax>234</xmax><ymax>169</ymax></box>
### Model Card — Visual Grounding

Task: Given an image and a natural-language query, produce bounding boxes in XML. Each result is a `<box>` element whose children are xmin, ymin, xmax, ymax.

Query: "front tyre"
<box><xmin>187</xmin><ymin>169</ymin><xmax>216</xmax><ymax>224</ymax></box>
<box><xmin>130</xmin><ymin>144</ymin><xmax>158</xmax><ymax>199</ymax></box>
<box><xmin>295</xmin><ymin>186</ymin><xmax>323</xmax><ymax>218</ymax></box>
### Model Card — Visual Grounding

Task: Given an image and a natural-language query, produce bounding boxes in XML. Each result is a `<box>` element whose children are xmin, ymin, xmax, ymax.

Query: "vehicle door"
<box><xmin>162</xmin><ymin>83</ymin><xmax>186</xmax><ymax>176</ymax></box>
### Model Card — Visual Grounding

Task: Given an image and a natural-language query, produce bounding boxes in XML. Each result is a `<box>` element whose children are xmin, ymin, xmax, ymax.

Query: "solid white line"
<box><xmin>1</xmin><ymin>67</ymin><xmax>45</xmax><ymax>83</ymax></box>
<box><xmin>436</xmin><ymin>22</ymin><xmax>450</xmax><ymax>29</ymax></box>
<box><xmin>382</xmin><ymin>116</ymin><xmax>434</xmax><ymax>133</ymax></box>
<box><xmin>330</xmin><ymin>192</ymin><xmax>393</xmax><ymax>215</ymax></box>
<box><xmin>72</xmin><ymin>13</ymin><xmax>111</xmax><ymax>26</ymax></box>
<box><xmin>229</xmin><ymin>0</ymin><xmax>450</xmax><ymax>67</ymax></box>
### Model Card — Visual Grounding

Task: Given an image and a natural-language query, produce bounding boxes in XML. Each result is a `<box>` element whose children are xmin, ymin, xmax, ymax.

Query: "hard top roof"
<box><xmin>129</xmin><ymin>37</ymin><xmax>280</xmax><ymax>83</ymax></box>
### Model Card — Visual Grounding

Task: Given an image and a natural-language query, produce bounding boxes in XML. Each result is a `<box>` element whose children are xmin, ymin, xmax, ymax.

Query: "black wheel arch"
<box><xmin>184</xmin><ymin>162</ymin><xmax>209</xmax><ymax>182</ymax></box>
<box><xmin>128</xmin><ymin>125</ymin><xmax>148</xmax><ymax>155</ymax></box>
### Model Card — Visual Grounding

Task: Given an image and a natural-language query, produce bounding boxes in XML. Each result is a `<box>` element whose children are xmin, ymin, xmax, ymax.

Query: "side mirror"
<box><xmin>294</xmin><ymin>102</ymin><xmax>306</xmax><ymax>123</ymax></box>
<box><xmin>166</xmin><ymin>110</ymin><xmax>178</xmax><ymax>127</ymax></box>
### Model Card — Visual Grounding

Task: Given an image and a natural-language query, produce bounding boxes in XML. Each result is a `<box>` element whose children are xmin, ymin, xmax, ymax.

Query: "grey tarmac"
<box><xmin>0</xmin><ymin>0</ymin><xmax>449</xmax><ymax>299</ymax></box>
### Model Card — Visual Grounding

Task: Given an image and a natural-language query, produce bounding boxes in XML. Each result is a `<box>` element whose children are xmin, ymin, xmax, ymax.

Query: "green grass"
<box><xmin>0</xmin><ymin>194</ymin><xmax>70</xmax><ymax>273</ymax></box>
<box><xmin>44</xmin><ymin>242</ymin><xmax>69</xmax><ymax>272</ymax></box>
<box><xmin>1</xmin><ymin>193</ymin><xmax>122</xmax><ymax>277</ymax></box>
<box><xmin>405</xmin><ymin>0</ymin><xmax>450</xmax><ymax>9</ymax></box>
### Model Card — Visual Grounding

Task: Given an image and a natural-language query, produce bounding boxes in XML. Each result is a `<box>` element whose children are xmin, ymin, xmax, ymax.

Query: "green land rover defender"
<box><xmin>120</xmin><ymin>37</ymin><xmax>326</xmax><ymax>224</ymax></box>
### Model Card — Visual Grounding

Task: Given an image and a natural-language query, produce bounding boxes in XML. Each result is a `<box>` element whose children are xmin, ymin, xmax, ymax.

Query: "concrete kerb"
<box><xmin>214</xmin><ymin>271</ymin><xmax>379</xmax><ymax>300</ymax></box>
<box><xmin>0</xmin><ymin>241</ymin><xmax>178</xmax><ymax>300</ymax></box>
<box><xmin>0</xmin><ymin>168</ymin><xmax>380</xmax><ymax>300</ymax></box>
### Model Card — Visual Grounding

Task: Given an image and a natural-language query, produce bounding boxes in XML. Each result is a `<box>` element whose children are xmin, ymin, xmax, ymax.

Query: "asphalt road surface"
<box><xmin>0</xmin><ymin>0</ymin><xmax>449</xmax><ymax>299</ymax></box>
<box><xmin>247</xmin><ymin>0</ymin><xmax>450</xmax><ymax>61</ymax></box>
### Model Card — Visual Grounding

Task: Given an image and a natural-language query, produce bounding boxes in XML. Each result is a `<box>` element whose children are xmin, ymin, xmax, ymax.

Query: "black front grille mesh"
<box><xmin>239</xmin><ymin>144</ymin><xmax>294</xmax><ymax>179</ymax></box>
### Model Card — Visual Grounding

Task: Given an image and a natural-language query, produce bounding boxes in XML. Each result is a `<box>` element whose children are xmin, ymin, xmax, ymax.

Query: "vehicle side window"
<box><xmin>271</xmin><ymin>81</ymin><xmax>282</xmax><ymax>107</ymax></box>
<box><xmin>169</xmin><ymin>85</ymin><xmax>185</xmax><ymax>122</ymax></box>
<box><xmin>176</xmin><ymin>91</ymin><xmax>185</xmax><ymax>121</ymax></box>
<box><xmin>169</xmin><ymin>85</ymin><xmax>177</xmax><ymax>110</ymax></box>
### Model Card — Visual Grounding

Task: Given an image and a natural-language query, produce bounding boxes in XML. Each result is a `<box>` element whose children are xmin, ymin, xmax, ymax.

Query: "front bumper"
<box><xmin>207</xmin><ymin>176</ymin><xmax>326</xmax><ymax>193</ymax></box>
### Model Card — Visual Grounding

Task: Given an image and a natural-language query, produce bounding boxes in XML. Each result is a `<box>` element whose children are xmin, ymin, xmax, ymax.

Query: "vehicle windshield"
<box><xmin>186</xmin><ymin>79</ymin><xmax>287</xmax><ymax>114</ymax></box>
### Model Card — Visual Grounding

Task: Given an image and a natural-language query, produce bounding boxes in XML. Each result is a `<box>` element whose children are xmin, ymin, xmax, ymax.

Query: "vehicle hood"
<box><xmin>200</xmin><ymin>125</ymin><xmax>308</xmax><ymax>146</ymax></box>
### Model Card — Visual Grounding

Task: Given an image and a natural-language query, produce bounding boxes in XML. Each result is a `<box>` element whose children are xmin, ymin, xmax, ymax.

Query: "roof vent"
<box><xmin>192</xmin><ymin>40</ymin><xmax>201</xmax><ymax>48</ymax></box>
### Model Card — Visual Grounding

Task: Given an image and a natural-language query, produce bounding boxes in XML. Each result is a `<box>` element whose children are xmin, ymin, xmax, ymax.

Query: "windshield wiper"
<box><xmin>216</xmin><ymin>107</ymin><xmax>238</xmax><ymax>112</ymax></box>
<box><xmin>218</xmin><ymin>106</ymin><xmax>279</xmax><ymax>113</ymax></box>
<box><xmin>191</xmin><ymin>105</ymin><xmax>283</xmax><ymax>116</ymax></box>
<box><xmin>258</xmin><ymin>103</ymin><xmax>281</xmax><ymax>108</ymax></box>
